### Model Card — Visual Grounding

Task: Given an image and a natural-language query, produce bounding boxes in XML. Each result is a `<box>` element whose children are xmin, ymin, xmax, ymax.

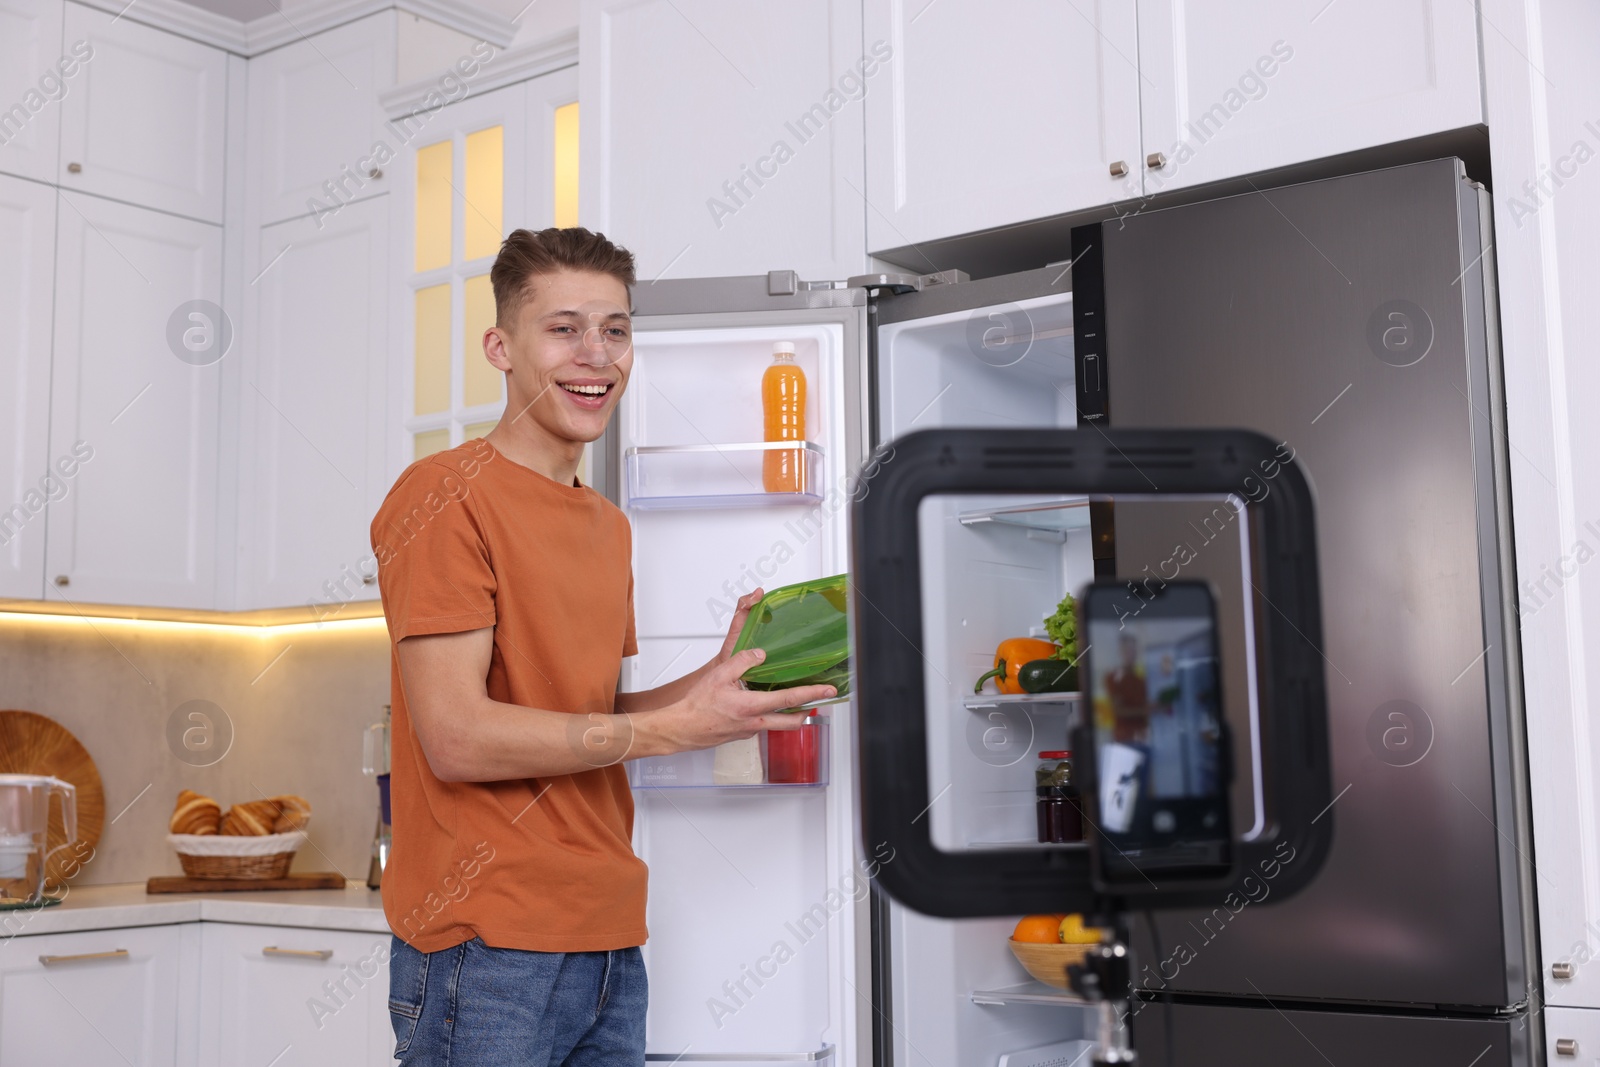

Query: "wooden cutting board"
<box><xmin>146</xmin><ymin>872</ymin><xmax>349</xmax><ymax>894</ymax></box>
<box><xmin>0</xmin><ymin>710</ymin><xmax>105</xmax><ymax>886</ymax></box>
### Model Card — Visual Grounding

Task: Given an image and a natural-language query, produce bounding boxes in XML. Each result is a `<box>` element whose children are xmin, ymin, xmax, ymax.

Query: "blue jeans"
<box><xmin>388</xmin><ymin>936</ymin><xmax>647</xmax><ymax>1065</ymax></box>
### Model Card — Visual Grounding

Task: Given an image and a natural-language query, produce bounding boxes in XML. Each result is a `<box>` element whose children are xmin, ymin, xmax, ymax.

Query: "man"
<box><xmin>370</xmin><ymin>227</ymin><xmax>835</xmax><ymax>1065</ymax></box>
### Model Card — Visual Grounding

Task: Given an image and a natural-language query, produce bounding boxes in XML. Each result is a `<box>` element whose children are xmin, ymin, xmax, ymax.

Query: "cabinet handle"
<box><xmin>1556</xmin><ymin>1038</ymin><xmax>1578</xmax><ymax>1056</ymax></box>
<box><xmin>1146</xmin><ymin>152</ymin><xmax>1167</xmax><ymax>169</ymax></box>
<box><xmin>39</xmin><ymin>949</ymin><xmax>128</xmax><ymax>965</ymax></box>
<box><xmin>1552</xmin><ymin>961</ymin><xmax>1576</xmax><ymax>980</ymax></box>
<box><xmin>54</xmin><ymin>575</ymin><xmax>69</xmax><ymax>586</ymax></box>
<box><xmin>263</xmin><ymin>946</ymin><xmax>333</xmax><ymax>960</ymax></box>
<box><xmin>1109</xmin><ymin>160</ymin><xmax>1128</xmax><ymax>178</ymax></box>
<box><xmin>362</xmin><ymin>575</ymin><xmax>376</xmax><ymax>585</ymax></box>
<box><xmin>368</xmin><ymin>168</ymin><xmax>383</xmax><ymax>180</ymax></box>
<box><xmin>66</xmin><ymin>162</ymin><xmax>82</xmax><ymax>174</ymax></box>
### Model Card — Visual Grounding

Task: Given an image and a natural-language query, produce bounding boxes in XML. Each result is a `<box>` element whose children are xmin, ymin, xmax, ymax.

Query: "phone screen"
<box><xmin>1077</xmin><ymin>580</ymin><xmax>1234</xmax><ymax>888</ymax></box>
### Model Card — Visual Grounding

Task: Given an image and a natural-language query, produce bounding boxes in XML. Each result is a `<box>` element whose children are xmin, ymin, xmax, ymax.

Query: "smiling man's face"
<box><xmin>486</xmin><ymin>269</ymin><xmax>633</xmax><ymax>448</ymax></box>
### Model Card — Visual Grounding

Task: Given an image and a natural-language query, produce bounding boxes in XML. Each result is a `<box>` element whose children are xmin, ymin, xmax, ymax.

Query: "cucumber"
<box><xmin>1017</xmin><ymin>658</ymin><xmax>1078</xmax><ymax>694</ymax></box>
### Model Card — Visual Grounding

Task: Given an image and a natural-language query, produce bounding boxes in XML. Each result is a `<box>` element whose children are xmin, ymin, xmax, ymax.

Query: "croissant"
<box><xmin>220</xmin><ymin>799</ymin><xmax>281</xmax><ymax>836</ymax></box>
<box><xmin>170</xmin><ymin>790</ymin><xmax>221</xmax><ymax>835</ymax></box>
<box><xmin>271</xmin><ymin>795</ymin><xmax>312</xmax><ymax>833</ymax></box>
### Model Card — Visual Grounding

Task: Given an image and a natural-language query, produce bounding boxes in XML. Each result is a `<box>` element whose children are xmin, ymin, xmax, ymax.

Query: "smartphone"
<box><xmin>1074</xmin><ymin>579</ymin><xmax>1234</xmax><ymax>891</ymax></box>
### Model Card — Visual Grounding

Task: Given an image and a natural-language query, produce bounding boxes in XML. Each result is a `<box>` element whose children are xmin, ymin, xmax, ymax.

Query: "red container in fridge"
<box><xmin>766</xmin><ymin>719</ymin><xmax>821</xmax><ymax>784</ymax></box>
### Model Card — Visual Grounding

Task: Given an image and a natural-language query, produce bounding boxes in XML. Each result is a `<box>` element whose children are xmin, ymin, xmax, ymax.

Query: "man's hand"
<box><xmin>636</xmin><ymin>647</ymin><xmax>835</xmax><ymax>755</ymax></box>
<box><xmin>717</xmin><ymin>587</ymin><xmax>764</xmax><ymax>663</ymax></box>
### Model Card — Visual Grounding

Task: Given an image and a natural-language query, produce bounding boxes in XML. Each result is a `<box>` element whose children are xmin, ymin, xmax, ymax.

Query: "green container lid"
<box><xmin>731</xmin><ymin>574</ymin><xmax>851</xmax><ymax>692</ymax></box>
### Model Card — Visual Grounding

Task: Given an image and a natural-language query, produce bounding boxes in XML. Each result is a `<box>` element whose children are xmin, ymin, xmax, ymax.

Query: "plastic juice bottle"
<box><xmin>762</xmin><ymin>342</ymin><xmax>807</xmax><ymax>493</ymax></box>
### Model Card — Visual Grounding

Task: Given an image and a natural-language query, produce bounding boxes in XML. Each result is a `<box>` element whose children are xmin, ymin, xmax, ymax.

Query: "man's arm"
<box><xmin>398</xmin><ymin>623</ymin><xmax>834</xmax><ymax>783</ymax></box>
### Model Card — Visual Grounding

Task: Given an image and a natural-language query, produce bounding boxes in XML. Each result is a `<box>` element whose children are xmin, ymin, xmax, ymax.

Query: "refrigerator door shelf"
<box><xmin>625</xmin><ymin>442</ymin><xmax>826</xmax><ymax>510</ymax></box>
<box><xmin>627</xmin><ymin>715</ymin><xmax>830</xmax><ymax>789</ymax></box>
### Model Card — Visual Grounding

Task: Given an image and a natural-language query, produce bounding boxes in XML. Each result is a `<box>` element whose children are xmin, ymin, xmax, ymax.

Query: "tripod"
<box><xmin>1067</xmin><ymin>909</ymin><xmax>1139</xmax><ymax>1066</ymax></box>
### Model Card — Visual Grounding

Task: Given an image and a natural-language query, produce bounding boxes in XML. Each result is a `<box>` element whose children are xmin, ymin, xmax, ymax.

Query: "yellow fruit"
<box><xmin>1058</xmin><ymin>914</ymin><xmax>1102</xmax><ymax>945</ymax></box>
<box><xmin>1012</xmin><ymin>914</ymin><xmax>1066</xmax><ymax>944</ymax></box>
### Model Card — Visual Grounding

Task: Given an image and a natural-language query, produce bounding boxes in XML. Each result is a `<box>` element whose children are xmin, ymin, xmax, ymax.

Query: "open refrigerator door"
<box><xmin>870</xmin><ymin>267</ymin><xmax>1096</xmax><ymax>1065</ymax></box>
<box><xmin>609</xmin><ymin>277</ymin><xmax>869</xmax><ymax>1066</ymax></box>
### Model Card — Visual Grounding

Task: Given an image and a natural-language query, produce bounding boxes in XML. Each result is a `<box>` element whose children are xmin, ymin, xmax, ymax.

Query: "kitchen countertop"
<box><xmin>0</xmin><ymin>881</ymin><xmax>390</xmax><ymax>937</ymax></box>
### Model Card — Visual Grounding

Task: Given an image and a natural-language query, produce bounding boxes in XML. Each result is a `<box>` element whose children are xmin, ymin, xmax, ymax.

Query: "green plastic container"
<box><xmin>732</xmin><ymin>574</ymin><xmax>851</xmax><ymax>702</ymax></box>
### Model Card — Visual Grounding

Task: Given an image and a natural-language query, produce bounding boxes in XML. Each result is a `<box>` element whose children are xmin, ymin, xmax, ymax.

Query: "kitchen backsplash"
<box><xmin>0</xmin><ymin>615</ymin><xmax>391</xmax><ymax>887</ymax></box>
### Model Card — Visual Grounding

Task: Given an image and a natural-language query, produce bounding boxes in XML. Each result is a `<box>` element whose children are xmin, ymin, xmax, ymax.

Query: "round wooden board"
<box><xmin>0</xmin><ymin>711</ymin><xmax>105</xmax><ymax>886</ymax></box>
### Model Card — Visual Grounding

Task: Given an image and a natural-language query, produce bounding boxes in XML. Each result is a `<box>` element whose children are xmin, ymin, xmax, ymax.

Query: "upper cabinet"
<box><xmin>245</xmin><ymin>13</ymin><xmax>397</xmax><ymax>228</ymax></box>
<box><xmin>1136</xmin><ymin>0</ymin><xmax>1483</xmax><ymax>194</ymax></box>
<box><xmin>0</xmin><ymin>174</ymin><xmax>56</xmax><ymax>600</ymax></box>
<box><xmin>235</xmin><ymin>195</ymin><xmax>389</xmax><ymax>612</ymax></box>
<box><xmin>863</xmin><ymin>0</ymin><xmax>1142</xmax><ymax>251</ymax></box>
<box><xmin>580</xmin><ymin>0</ymin><xmax>867</xmax><ymax>282</ymax></box>
<box><xmin>46</xmin><ymin>192</ymin><xmax>223</xmax><ymax>609</ymax></box>
<box><xmin>59</xmin><ymin>3</ymin><xmax>227</xmax><ymax>223</ymax></box>
<box><xmin>863</xmin><ymin>0</ymin><xmax>1485</xmax><ymax>251</ymax></box>
<box><xmin>0</xmin><ymin>0</ymin><xmax>66</xmax><ymax>183</ymax></box>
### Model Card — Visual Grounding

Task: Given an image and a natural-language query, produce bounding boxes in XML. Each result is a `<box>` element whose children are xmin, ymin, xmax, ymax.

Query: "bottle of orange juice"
<box><xmin>762</xmin><ymin>342</ymin><xmax>807</xmax><ymax>494</ymax></box>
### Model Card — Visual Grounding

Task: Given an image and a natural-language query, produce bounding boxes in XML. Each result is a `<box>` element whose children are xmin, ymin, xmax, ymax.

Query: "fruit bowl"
<box><xmin>1007</xmin><ymin>938</ymin><xmax>1095</xmax><ymax>990</ymax></box>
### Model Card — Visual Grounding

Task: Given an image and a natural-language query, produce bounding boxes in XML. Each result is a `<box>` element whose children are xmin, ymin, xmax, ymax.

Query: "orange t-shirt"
<box><xmin>370</xmin><ymin>438</ymin><xmax>646</xmax><ymax>953</ymax></box>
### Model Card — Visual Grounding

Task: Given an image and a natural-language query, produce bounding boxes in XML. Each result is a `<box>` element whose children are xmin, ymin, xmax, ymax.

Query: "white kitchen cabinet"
<box><xmin>0</xmin><ymin>0</ymin><xmax>65</xmax><ymax>183</ymax></box>
<box><xmin>46</xmin><ymin>191</ymin><xmax>223</xmax><ymax>609</ymax></box>
<box><xmin>862</xmin><ymin>0</ymin><xmax>1142</xmax><ymax>251</ymax></box>
<box><xmin>199</xmin><ymin>923</ymin><xmax>395</xmax><ymax>1067</ymax></box>
<box><xmin>0</xmin><ymin>174</ymin><xmax>55</xmax><ymax>600</ymax></box>
<box><xmin>236</xmin><ymin>194</ymin><xmax>389</xmax><ymax>611</ymax></box>
<box><xmin>244</xmin><ymin>12</ymin><xmax>396</xmax><ymax>228</ymax></box>
<box><xmin>1134</xmin><ymin>0</ymin><xmax>1482</xmax><ymax>194</ymax></box>
<box><xmin>59</xmin><ymin>1</ymin><xmax>227</xmax><ymax>223</ymax></box>
<box><xmin>580</xmin><ymin>0</ymin><xmax>866</xmax><ymax>281</ymax></box>
<box><xmin>0</xmin><ymin>922</ymin><xmax>196</xmax><ymax>1067</ymax></box>
<box><xmin>1545</xmin><ymin>1007</ymin><xmax>1600</xmax><ymax>1064</ymax></box>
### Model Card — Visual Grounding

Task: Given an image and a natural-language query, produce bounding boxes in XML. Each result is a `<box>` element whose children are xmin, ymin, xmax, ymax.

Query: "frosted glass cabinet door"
<box><xmin>237</xmin><ymin>195</ymin><xmax>389</xmax><ymax>610</ymax></box>
<box><xmin>0</xmin><ymin>174</ymin><xmax>54</xmax><ymax>599</ymax></box>
<box><xmin>1136</xmin><ymin>0</ymin><xmax>1483</xmax><ymax>194</ymax></box>
<box><xmin>0</xmin><ymin>0</ymin><xmax>65</xmax><ymax>183</ymax></box>
<box><xmin>863</xmin><ymin>0</ymin><xmax>1143</xmax><ymax>251</ymax></box>
<box><xmin>45</xmin><ymin>192</ymin><xmax>223</xmax><ymax>609</ymax></box>
<box><xmin>58</xmin><ymin>2</ymin><xmax>227</xmax><ymax>222</ymax></box>
<box><xmin>580</xmin><ymin>0</ymin><xmax>867</xmax><ymax>281</ymax></box>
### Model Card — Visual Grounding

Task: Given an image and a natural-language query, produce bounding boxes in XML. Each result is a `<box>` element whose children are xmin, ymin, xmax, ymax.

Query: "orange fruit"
<box><xmin>1012</xmin><ymin>914</ymin><xmax>1066</xmax><ymax>943</ymax></box>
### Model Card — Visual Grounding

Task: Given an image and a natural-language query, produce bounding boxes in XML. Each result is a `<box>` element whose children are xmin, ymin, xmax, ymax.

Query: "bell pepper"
<box><xmin>975</xmin><ymin>637</ymin><xmax>1059</xmax><ymax>694</ymax></box>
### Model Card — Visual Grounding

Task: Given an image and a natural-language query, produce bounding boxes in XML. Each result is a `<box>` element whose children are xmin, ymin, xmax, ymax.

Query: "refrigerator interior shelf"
<box><xmin>964</xmin><ymin>835</ymin><xmax>1086</xmax><ymax>851</ymax></box>
<box><xmin>964</xmin><ymin>692</ymin><xmax>1081</xmax><ymax>713</ymax></box>
<box><xmin>969</xmin><ymin>980</ymin><xmax>1089</xmax><ymax>1008</ymax></box>
<box><xmin>625</xmin><ymin>441</ymin><xmax>826</xmax><ymax>510</ymax></box>
<box><xmin>645</xmin><ymin>1046</ymin><xmax>833</xmax><ymax>1062</ymax></box>
<box><xmin>957</xmin><ymin>498</ymin><xmax>1091</xmax><ymax>535</ymax></box>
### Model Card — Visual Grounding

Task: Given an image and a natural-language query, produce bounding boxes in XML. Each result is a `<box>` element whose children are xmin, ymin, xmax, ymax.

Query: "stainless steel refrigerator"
<box><xmin>863</xmin><ymin>157</ymin><xmax>1536</xmax><ymax>1066</ymax></box>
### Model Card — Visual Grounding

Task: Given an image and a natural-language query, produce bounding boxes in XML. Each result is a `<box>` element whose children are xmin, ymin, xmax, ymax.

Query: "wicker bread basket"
<box><xmin>167</xmin><ymin>832</ymin><xmax>306</xmax><ymax>880</ymax></box>
<box><xmin>1007</xmin><ymin>939</ymin><xmax>1095</xmax><ymax>990</ymax></box>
